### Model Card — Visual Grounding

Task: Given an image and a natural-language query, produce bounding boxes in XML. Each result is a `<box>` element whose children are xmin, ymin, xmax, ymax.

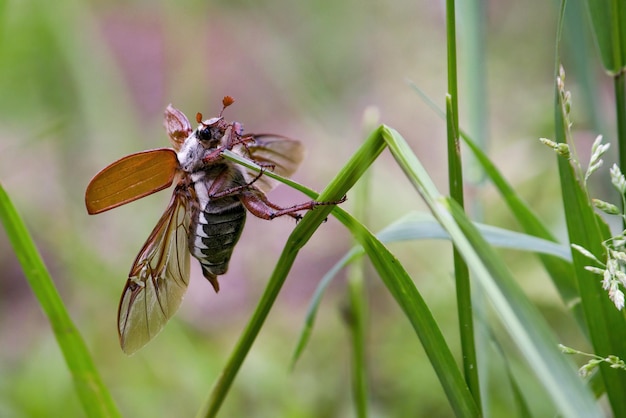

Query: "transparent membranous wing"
<box><xmin>118</xmin><ymin>186</ymin><xmax>191</xmax><ymax>354</ymax></box>
<box><xmin>237</xmin><ymin>135</ymin><xmax>304</xmax><ymax>193</ymax></box>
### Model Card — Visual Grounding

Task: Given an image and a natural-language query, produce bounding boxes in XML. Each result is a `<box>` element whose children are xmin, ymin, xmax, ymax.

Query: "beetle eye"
<box><xmin>195</xmin><ymin>116</ymin><xmax>225</xmax><ymax>148</ymax></box>
<box><xmin>196</xmin><ymin>126</ymin><xmax>212</xmax><ymax>141</ymax></box>
<box><xmin>196</xmin><ymin>124</ymin><xmax>222</xmax><ymax>148</ymax></box>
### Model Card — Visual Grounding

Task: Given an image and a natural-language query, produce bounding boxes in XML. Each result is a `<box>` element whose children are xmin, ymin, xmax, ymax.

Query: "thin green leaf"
<box><xmin>342</xmin><ymin>125</ymin><xmax>373</xmax><ymax>418</ymax></box>
<box><xmin>344</xmin><ymin>256</ymin><xmax>368</xmax><ymax>418</ymax></box>
<box><xmin>375</xmin><ymin>213</ymin><xmax>572</xmax><ymax>261</ymax></box>
<box><xmin>292</xmin><ymin>212</ymin><xmax>573</xmax><ymax>368</ymax></box>
<box><xmin>0</xmin><ymin>184</ymin><xmax>120</xmax><ymax>418</ymax></box>
<box><xmin>583</xmin><ymin>0</ymin><xmax>626</xmax><ymax>194</ymax></box>
<box><xmin>213</xmin><ymin>128</ymin><xmax>480</xmax><ymax>417</ymax></box>
<box><xmin>554</xmin><ymin>62</ymin><xmax>626</xmax><ymax>415</ymax></box>
<box><xmin>335</xmin><ymin>206</ymin><xmax>480</xmax><ymax>417</ymax></box>
<box><xmin>446</xmin><ymin>92</ymin><xmax>481</xmax><ymax>409</ymax></box>
<box><xmin>381</xmin><ymin>126</ymin><xmax>603</xmax><ymax>417</ymax></box>
<box><xmin>479</xmin><ymin>313</ymin><xmax>535</xmax><ymax>418</ymax></box>
<box><xmin>408</xmin><ymin>80</ymin><xmax>585</xmax><ymax>334</ymax></box>
<box><xmin>584</xmin><ymin>0</ymin><xmax>626</xmax><ymax>73</ymax></box>
<box><xmin>198</xmin><ymin>127</ymin><xmax>387</xmax><ymax>418</ymax></box>
<box><xmin>290</xmin><ymin>249</ymin><xmax>359</xmax><ymax>368</ymax></box>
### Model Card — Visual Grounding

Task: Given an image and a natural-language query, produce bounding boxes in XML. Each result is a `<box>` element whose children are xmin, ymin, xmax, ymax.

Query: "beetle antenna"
<box><xmin>219</xmin><ymin>96</ymin><xmax>235</xmax><ymax>118</ymax></box>
<box><xmin>195</xmin><ymin>96</ymin><xmax>235</xmax><ymax>126</ymax></box>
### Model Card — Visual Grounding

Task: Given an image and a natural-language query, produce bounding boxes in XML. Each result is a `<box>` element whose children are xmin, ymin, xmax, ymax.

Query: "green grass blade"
<box><xmin>446</xmin><ymin>93</ymin><xmax>480</xmax><ymax>410</ymax></box>
<box><xmin>482</xmin><ymin>318</ymin><xmax>534</xmax><ymax>418</ymax></box>
<box><xmin>408</xmin><ymin>81</ymin><xmax>585</xmax><ymax>333</ymax></box>
<box><xmin>461</xmin><ymin>128</ymin><xmax>585</xmax><ymax>330</ymax></box>
<box><xmin>345</xmin><ymin>251</ymin><xmax>368</xmax><ymax>418</ymax></box>
<box><xmin>460</xmin><ymin>133</ymin><xmax>580</xmax><ymax>293</ymax></box>
<box><xmin>374</xmin><ymin>213</ymin><xmax>571</xmax><ymax>260</ymax></box>
<box><xmin>381</xmin><ymin>126</ymin><xmax>603</xmax><ymax>417</ymax></box>
<box><xmin>198</xmin><ymin>127</ymin><xmax>387</xmax><ymax>418</ymax></box>
<box><xmin>0</xmin><ymin>184</ymin><xmax>120</xmax><ymax>418</ymax></box>
<box><xmin>290</xmin><ymin>249</ymin><xmax>359</xmax><ymax>368</ymax></box>
<box><xmin>343</xmin><ymin>132</ymin><xmax>372</xmax><ymax>418</ymax></box>
<box><xmin>292</xmin><ymin>212</ymin><xmax>573</xmax><ymax>369</ymax></box>
<box><xmin>220</xmin><ymin>128</ymin><xmax>480</xmax><ymax>417</ymax></box>
<box><xmin>446</xmin><ymin>0</ymin><xmax>480</xmax><ymax>403</ymax></box>
<box><xmin>356</xmin><ymin>213</ymin><xmax>572</xmax><ymax>262</ymax></box>
<box><xmin>584</xmin><ymin>0</ymin><xmax>626</xmax><ymax>73</ymax></box>
<box><xmin>615</xmin><ymin>72</ymin><xmax>626</xmax><ymax>209</ymax></box>
<box><xmin>334</xmin><ymin>207</ymin><xmax>481</xmax><ymax>417</ymax></box>
<box><xmin>446</xmin><ymin>199</ymin><xmax>601</xmax><ymax>417</ymax></box>
<box><xmin>506</xmin><ymin>364</ymin><xmax>533</xmax><ymax>418</ymax></box>
<box><xmin>584</xmin><ymin>0</ymin><xmax>626</xmax><ymax>183</ymax></box>
<box><xmin>554</xmin><ymin>65</ymin><xmax>626</xmax><ymax>415</ymax></box>
<box><xmin>564</xmin><ymin>0</ymin><xmax>605</xmax><ymax>132</ymax></box>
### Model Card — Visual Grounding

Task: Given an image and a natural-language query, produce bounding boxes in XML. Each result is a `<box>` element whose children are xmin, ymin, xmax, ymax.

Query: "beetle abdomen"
<box><xmin>190</xmin><ymin>197</ymin><xmax>246</xmax><ymax>277</ymax></box>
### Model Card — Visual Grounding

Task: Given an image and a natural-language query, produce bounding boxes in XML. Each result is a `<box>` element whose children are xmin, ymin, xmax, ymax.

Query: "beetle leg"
<box><xmin>208</xmin><ymin>168</ymin><xmax>266</xmax><ymax>199</ymax></box>
<box><xmin>201</xmin><ymin>126</ymin><xmax>234</xmax><ymax>164</ymax></box>
<box><xmin>240</xmin><ymin>189</ymin><xmax>346</xmax><ymax>221</ymax></box>
<box><xmin>202</xmin><ymin>129</ymin><xmax>257</xmax><ymax>165</ymax></box>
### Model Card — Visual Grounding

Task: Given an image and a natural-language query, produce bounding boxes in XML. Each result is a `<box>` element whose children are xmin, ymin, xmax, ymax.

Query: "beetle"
<box><xmin>85</xmin><ymin>96</ymin><xmax>342</xmax><ymax>353</ymax></box>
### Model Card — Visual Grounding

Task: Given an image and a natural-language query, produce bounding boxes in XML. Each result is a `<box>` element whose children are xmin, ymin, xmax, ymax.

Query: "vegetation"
<box><xmin>1</xmin><ymin>0</ymin><xmax>625</xmax><ymax>416</ymax></box>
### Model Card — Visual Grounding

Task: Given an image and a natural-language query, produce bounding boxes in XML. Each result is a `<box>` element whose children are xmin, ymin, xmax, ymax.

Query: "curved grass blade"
<box><xmin>0</xmin><ymin>184</ymin><xmax>120</xmax><ymax>418</ymax></box>
<box><xmin>203</xmin><ymin>127</ymin><xmax>480</xmax><ymax>417</ymax></box>
<box><xmin>334</xmin><ymin>206</ymin><xmax>481</xmax><ymax>417</ymax></box>
<box><xmin>291</xmin><ymin>212</ymin><xmax>573</xmax><ymax>367</ymax></box>
<box><xmin>554</xmin><ymin>63</ymin><xmax>626</xmax><ymax>415</ymax></box>
<box><xmin>408</xmin><ymin>81</ymin><xmax>585</xmax><ymax>333</ymax></box>
<box><xmin>376</xmin><ymin>213</ymin><xmax>571</xmax><ymax>260</ymax></box>
<box><xmin>197</xmin><ymin>127</ymin><xmax>386</xmax><ymax>418</ymax></box>
<box><xmin>381</xmin><ymin>125</ymin><xmax>603</xmax><ymax>417</ymax></box>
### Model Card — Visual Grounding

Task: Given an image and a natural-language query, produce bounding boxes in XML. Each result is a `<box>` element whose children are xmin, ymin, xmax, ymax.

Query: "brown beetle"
<box><xmin>85</xmin><ymin>97</ymin><xmax>342</xmax><ymax>354</ymax></box>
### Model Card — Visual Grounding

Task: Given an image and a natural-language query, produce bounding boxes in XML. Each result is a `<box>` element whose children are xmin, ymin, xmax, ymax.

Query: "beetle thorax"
<box><xmin>177</xmin><ymin>121</ymin><xmax>227</xmax><ymax>173</ymax></box>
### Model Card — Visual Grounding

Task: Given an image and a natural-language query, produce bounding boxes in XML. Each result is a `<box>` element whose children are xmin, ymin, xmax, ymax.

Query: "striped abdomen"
<box><xmin>188</xmin><ymin>166</ymin><xmax>247</xmax><ymax>287</ymax></box>
<box><xmin>190</xmin><ymin>196</ymin><xmax>246</xmax><ymax>278</ymax></box>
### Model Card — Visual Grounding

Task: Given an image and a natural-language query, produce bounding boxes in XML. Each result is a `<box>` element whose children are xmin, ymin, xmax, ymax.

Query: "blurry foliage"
<box><xmin>0</xmin><ymin>0</ymin><xmax>617</xmax><ymax>416</ymax></box>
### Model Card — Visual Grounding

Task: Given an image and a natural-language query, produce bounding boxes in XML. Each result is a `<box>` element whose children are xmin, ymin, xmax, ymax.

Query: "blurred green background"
<box><xmin>0</xmin><ymin>0</ymin><xmax>612</xmax><ymax>416</ymax></box>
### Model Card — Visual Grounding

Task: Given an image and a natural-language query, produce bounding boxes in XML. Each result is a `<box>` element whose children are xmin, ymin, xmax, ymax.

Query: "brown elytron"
<box><xmin>85</xmin><ymin>97</ymin><xmax>342</xmax><ymax>354</ymax></box>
